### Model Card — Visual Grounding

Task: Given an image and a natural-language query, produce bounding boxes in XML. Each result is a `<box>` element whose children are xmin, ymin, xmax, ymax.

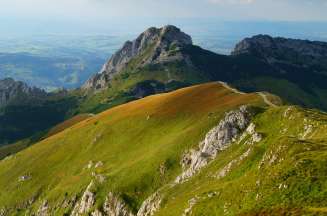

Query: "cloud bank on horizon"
<box><xmin>0</xmin><ymin>0</ymin><xmax>326</xmax><ymax>21</ymax></box>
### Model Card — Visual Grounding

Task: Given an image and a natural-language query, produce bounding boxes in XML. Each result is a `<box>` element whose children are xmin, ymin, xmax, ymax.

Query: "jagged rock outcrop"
<box><xmin>71</xmin><ymin>181</ymin><xmax>96</xmax><ymax>215</ymax></box>
<box><xmin>83</xmin><ymin>25</ymin><xmax>192</xmax><ymax>90</ymax></box>
<box><xmin>175</xmin><ymin>106</ymin><xmax>252</xmax><ymax>183</ymax></box>
<box><xmin>72</xmin><ymin>187</ymin><xmax>162</xmax><ymax>216</ymax></box>
<box><xmin>37</xmin><ymin>200</ymin><xmax>49</xmax><ymax>216</ymax></box>
<box><xmin>0</xmin><ymin>208</ymin><xmax>6</xmax><ymax>216</ymax></box>
<box><xmin>71</xmin><ymin>180</ymin><xmax>134</xmax><ymax>216</ymax></box>
<box><xmin>102</xmin><ymin>192</ymin><xmax>134</xmax><ymax>216</ymax></box>
<box><xmin>182</xmin><ymin>197</ymin><xmax>198</xmax><ymax>216</ymax></box>
<box><xmin>0</xmin><ymin>78</ymin><xmax>45</xmax><ymax>107</ymax></box>
<box><xmin>232</xmin><ymin>34</ymin><xmax>327</xmax><ymax>65</ymax></box>
<box><xmin>91</xmin><ymin>210</ymin><xmax>103</xmax><ymax>216</ymax></box>
<box><xmin>137</xmin><ymin>192</ymin><xmax>161</xmax><ymax>216</ymax></box>
<box><xmin>238</xmin><ymin>123</ymin><xmax>262</xmax><ymax>144</ymax></box>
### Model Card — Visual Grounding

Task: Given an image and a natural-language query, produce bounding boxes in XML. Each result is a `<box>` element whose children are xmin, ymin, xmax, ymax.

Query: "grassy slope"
<box><xmin>156</xmin><ymin>106</ymin><xmax>327</xmax><ymax>215</ymax></box>
<box><xmin>44</xmin><ymin>113</ymin><xmax>93</xmax><ymax>138</ymax></box>
<box><xmin>0</xmin><ymin>82</ymin><xmax>326</xmax><ymax>215</ymax></box>
<box><xmin>0</xmin><ymin>82</ymin><xmax>262</xmax><ymax>215</ymax></box>
<box><xmin>0</xmin><ymin>114</ymin><xmax>92</xmax><ymax>161</ymax></box>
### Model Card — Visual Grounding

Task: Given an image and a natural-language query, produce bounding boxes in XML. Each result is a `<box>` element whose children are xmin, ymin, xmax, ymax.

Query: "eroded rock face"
<box><xmin>71</xmin><ymin>180</ymin><xmax>135</xmax><ymax>216</ymax></box>
<box><xmin>71</xmin><ymin>181</ymin><xmax>96</xmax><ymax>215</ymax></box>
<box><xmin>137</xmin><ymin>192</ymin><xmax>161</xmax><ymax>216</ymax></box>
<box><xmin>103</xmin><ymin>192</ymin><xmax>134</xmax><ymax>216</ymax></box>
<box><xmin>182</xmin><ymin>197</ymin><xmax>198</xmax><ymax>216</ymax></box>
<box><xmin>37</xmin><ymin>200</ymin><xmax>49</xmax><ymax>216</ymax></box>
<box><xmin>0</xmin><ymin>208</ymin><xmax>7</xmax><ymax>216</ymax></box>
<box><xmin>83</xmin><ymin>25</ymin><xmax>192</xmax><ymax>90</ymax></box>
<box><xmin>176</xmin><ymin>106</ymin><xmax>251</xmax><ymax>183</ymax></box>
<box><xmin>91</xmin><ymin>209</ymin><xmax>103</xmax><ymax>216</ymax></box>
<box><xmin>239</xmin><ymin>123</ymin><xmax>262</xmax><ymax>145</ymax></box>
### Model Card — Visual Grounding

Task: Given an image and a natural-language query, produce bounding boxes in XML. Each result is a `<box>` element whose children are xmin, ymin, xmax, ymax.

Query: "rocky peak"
<box><xmin>231</xmin><ymin>34</ymin><xmax>275</xmax><ymax>56</ymax></box>
<box><xmin>82</xmin><ymin>25</ymin><xmax>192</xmax><ymax>90</ymax></box>
<box><xmin>231</xmin><ymin>34</ymin><xmax>327</xmax><ymax>63</ymax></box>
<box><xmin>0</xmin><ymin>78</ymin><xmax>45</xmax><ymax>107</ymax></box>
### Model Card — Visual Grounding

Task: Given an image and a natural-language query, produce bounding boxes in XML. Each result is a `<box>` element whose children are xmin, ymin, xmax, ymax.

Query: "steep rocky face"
<box><xmin>232</xmin><ymin>34</ymin><xmax>327</xmax><ymax>66</ymax></box>
<box><xmin>71</xmin><ymin>181</ymin><xmax>96</xmax><ymax>215</ymax></box>
<box><xmin>175</xmin><ymin>106</ymin><xmax>252</xmax><ymax>183</ymax></box>
<box><xmin>137</xmin><ymin>192</ymin><xmax>161</xmax><ymax>216</ymax></box>
<box><xmin>36</xmin><ymin>200</ymin><xmax>49</xmax><ymax>216</ymax></box>
<box><xmin>83</xmin><ymin>25</ymin><xmax>192</xmax><ymax>90</ymax></box>
<box><xmin>0</xmin><ymin>78</ymin><xmax>45</xmax><ymax>108</ymax></box>
<box><xmin>102</xmin><ymin>192</ymin><xmax>134</xmax><ymax>216</ymax></box>
<box><xmin>71</xmin><ymin>180</ymin><xmax>134</xmax><ymax>216</ymax></box>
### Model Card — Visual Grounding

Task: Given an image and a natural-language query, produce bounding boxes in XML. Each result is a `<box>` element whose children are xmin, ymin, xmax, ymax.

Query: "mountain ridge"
<box><xmin>83</xmin><ymin>25</ymin><xmax>192</xmax><ymax>90</ymax></box>
<box><xmin>0</xmin><ymin>77</ymin><xmax>77</xmax><ymax>145</ymax></box>
<box><xmin>232</xmin><ymin>34</ymin><xmax>327</xmax><ymax>58</ymax></box>
<box><xmin>2</xmin><ymin>25</ymin><xmax>327</xmax><ymax>157</ymax></box>
<box><xmin>0</xmin><ymin>78</ymin><xmax>46</xmax><ymax>108</ymax></box>
<box><xmin>78</xmin><ymin>25</ymin><xmax>327</xmax><ymax>113</ymax></box>
<box><xmin>1</xmin><ymin>25</ymin><xmax>327</xmax><ymax>216</ymax></box>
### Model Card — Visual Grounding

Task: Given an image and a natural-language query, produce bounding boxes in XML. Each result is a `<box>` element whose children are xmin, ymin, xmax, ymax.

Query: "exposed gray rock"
<box><xmin>137</xmin><ymin>192</ymin><xmax>161</xmax><ymax>216</ymax></box>
<box><xmin>259</xmin><ymin>145</ymin><xmax>287</xmax><ymax>169</ymax></box>
<box><xmin>175</xmin><ymin>106</ymin><xmax>251</xmax><ymax>183</ymax></box>
<box><xmin>83</xmin><ymin>25</ymin><xmax>192</xmax><ymax>90</ymax></box>
<box><xmin>95</xmin><ymin>161</ymin><xmax>104</xmax><ymax>168</ymax></box>
<box><xmin>71</xmin><ymin>181</ymin><xmax>96</xmax><ymax>215</ymax></box>
<box><xmin>91</xmin><ymin>209</ymin><xmax>103</xmax><ymax>216</ymax></box>
<box><xmin>182</xmin><ymin>197</ymin><xmax>198</xmax><ymax>216</ymax></box>
<box><xmin>301</xmin><ymin>123</ymin><xmax>314</xmax><ymax>139</ymax></box>
<box><xmin>0</xmin><ymin>208</ymin><xmax>6</xmax><ymax>216</ymax></box>
<box><xmin>91</xmin><ymin>172</ymin><xmax>106</xmax><ymax>183</ymax></box>
<box><xmin>61</xmin><ymin>195</ymin><xmax>77</xmax><ymax>209</ymax></box>
<box><xmin>87</xmin><ymin>161</ymin><xmax>94</xmax><ymax>169</ymax></box>
<box><xmin>37</xmin><ymin>200</ymin><xmax>49</xmax><ymax>216</ymax></box>
<box><xmin>238</xmin><ymin>123</ymin><xmax>262</xmax><ymax>145</ymax></box>
<box><xmin>103</xmin><ymin>192</ymin><xmax>134</xmax><ymax>216</ymax></box>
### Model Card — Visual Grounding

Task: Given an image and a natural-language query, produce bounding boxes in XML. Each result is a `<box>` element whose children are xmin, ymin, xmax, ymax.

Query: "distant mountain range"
<box><xmin>0</xmin><ymin>78</ymin><xmax>45</xmax><ymax>108</ymax></box>
<box><xmin>0</xmin><ymin>78</ymin><xmax>77</xmax><ymax>145</ymax></box>
<box><xmin>80</xmin><ymin>25</ymin><xmax>327</xmax><ymax>112</ymax></box>
<box><xmin>2</xmin><ymin>25</ymin><xmax>327</xmax><ymax>146</ymax></box>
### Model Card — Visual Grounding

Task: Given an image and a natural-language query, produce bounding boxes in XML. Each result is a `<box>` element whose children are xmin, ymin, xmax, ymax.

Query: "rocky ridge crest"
<box><xmin>232</xmin><ymin>34</ymin><xmax>327</xmax><ymax>65</ymax></box>
<box><xmin>0</xmin><ymin>78</ymin><xmax>45</xmax><ymax>108</ymax></box>
<box><xmin>176</xmin><ymin>106</ymin><xmax>252</xmax><ymax>183</ymax></box>
<box><xmin>83</xmin><ymin>25</ymin><xmax>192</xmax><ymax>90</ymax></box>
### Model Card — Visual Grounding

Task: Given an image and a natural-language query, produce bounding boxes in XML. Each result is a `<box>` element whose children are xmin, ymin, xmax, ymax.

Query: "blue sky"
<box><xmin>1</xmin><ymin>0</ymin><xmax>327</xmax><ymax>21</ymax></box>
